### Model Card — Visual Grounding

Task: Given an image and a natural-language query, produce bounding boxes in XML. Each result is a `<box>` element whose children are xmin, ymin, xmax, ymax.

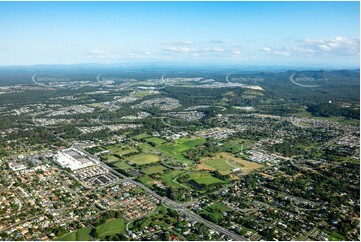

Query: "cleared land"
<box><xmin>127</xmin><ymin>153</ymin><xmax>161</xmax><ymax>165</ymax></box>
<box><xmin>96</xmin><ymin>218</ymin><xmax>125</xmax><ymax>239</ymax></box>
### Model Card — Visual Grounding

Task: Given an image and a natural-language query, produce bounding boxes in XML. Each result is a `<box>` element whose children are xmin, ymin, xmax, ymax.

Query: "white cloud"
<box><xmin>163</xmin><ymin>46</ymin><xmax>195</xmax><ymax>53</ymax></box>
<box><xmin>294</xmin><ymin>36</ymin><xmax>360</xmax><ymax>56</ymax></box>
<box><xmin>209</xmin><ymin>47</ymin><xmax>225</xmax><ymax>52</ymax></box>
<box><xmin>231</xmin><ymin>50</ymin><xmax>242</xmax><ymax>55</ymax></box>
<box><xmin>261</xmin><ymin>47</ymin><xmax>272</xmax><ymax>52</ymax></box>
<box><xmin>87</xmin><ymin>49</ymin><xmax>108</xmax><ymax>55</ymax></box>
<box><xmin>273</xmin><ymin>51</ymin><xmax>290</xmax><ymax>57</ymax></box>
<box><xmin>163</xmin><ymin>46</ymin><xmax>227</xmax><ymax>54</ymax></box>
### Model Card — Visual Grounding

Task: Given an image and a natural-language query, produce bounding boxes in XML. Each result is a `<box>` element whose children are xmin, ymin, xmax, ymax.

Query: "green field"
<box><xmin>188</xmin><ymin>172</ymin><xmax>225</xmax><ymax>186</ymax></box>
<box><xmin>222</xmin><ymin>139</ymin><xmax>252</xmax><ymax>153</ymax></box>
<box><xmin>127</xmin><ymin>153</ymin><xmax>160</xmax><ymax>165</ymax></box>
<box><xmin>56</xmin><ymin>226</ymin><xmax>91</xmax><ymax>241</ymax></box>
<box><xmin>89</xmin><ymin>103</ymin><xmax>103</xmax><ymax>108</ymax></box>
<box><xmin>162</xmin><ymin>170</ymin><xmax>188</xmax><ymax>188</ymax></box>
<box><xmin>107</xmin><ymin>143</ymin><xmax>138</xmax><ymax>156</ymax></box>
<box><xmin>326</xmin><ymin>230</ymin><xmax>346</xmax><ymax>241</ymax></box>
<box><xmin>137</xmin><ymin>176</ymin><xmax>155</xmax><ymax>187</ymax></box>
<box><xmin>204</xmin><ymin>157</ymin><xmax>242</xmax><ymax>175</ymax></box>
<box><xmin>96</xmin><ymin>218</ymin><xmax>126</xmax><ymax>239</ymax></box>
<box><xmin>165</xmin><ymin>137</ymin><xmax>206</xmax><ymax>153</ymax></box>
<box><xmin>103</xmin><ymin>154</ymin><xmax>119</xmax><ymax>162</ymax></box>
<box><xmin>132</xmin><ymin>133</ymin><xmax>151</xmax><ymax>140</ymax></box>
<box><xmin>142</xmin><ymin>165</ymin><xmax>167</xmax><ymax>175</ymax></box>
<box><xmin>155</xmin><ymin>137</ymin><xmax>206</xmax><ymax>164</ymax></box>
<box><xmin>114</xmin><ymin>161</ymin><xmax>133</xmax><ymax>170</ymax></box>
<box><xmin>146</xmin><ymin>137</ymin><xmax>166</xmax><ymax>145</ymax></box>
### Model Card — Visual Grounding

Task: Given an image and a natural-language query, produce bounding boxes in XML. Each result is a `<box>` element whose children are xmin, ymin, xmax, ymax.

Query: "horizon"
<box><xmin>0</xmin><ymin>62</ymin><xmax>359</xmax><ymax>71</ymax></box>
<box><xmin>0</xmin><ymin>1</ymin><xmax>360</xmax><ymax>67</ymax></box>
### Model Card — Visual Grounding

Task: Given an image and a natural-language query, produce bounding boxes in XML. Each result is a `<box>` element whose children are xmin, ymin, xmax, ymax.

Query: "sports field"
<box><xmin>96</xmin><ymin>218</ymin><xmax>125</xmax><ymax>239</ymax></box>
<box><xmin>127</xmin><ymin>153</ymin><xmax>160</xmax><ymax>165</ymax></box>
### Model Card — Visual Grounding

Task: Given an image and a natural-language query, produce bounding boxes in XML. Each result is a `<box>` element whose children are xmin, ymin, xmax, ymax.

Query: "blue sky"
<box><xmin>0</xmin><ymin>1</ymin><xmax>359</xmax><ymax>67</ymax></box>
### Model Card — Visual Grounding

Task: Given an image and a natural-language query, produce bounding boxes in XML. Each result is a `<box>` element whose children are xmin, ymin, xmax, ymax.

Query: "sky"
<box><xmin>0</xmin><ymin>1</ymin><xmax>359</xmax><ymax>67</ymax></box>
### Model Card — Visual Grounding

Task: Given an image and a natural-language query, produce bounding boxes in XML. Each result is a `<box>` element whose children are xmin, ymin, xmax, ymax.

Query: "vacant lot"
<box><xmin>96</xmin><ymin>218</ymin><xmax>125</xmax><ymax>239</ymax></box>
<box><xmin>127</xmin><ymin>153</ymin><xmax>160</xmax><ymax>165</ymax></box>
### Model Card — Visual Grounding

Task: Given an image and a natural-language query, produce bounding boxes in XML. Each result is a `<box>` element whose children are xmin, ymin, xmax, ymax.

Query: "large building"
<box><xmin>54</xmin><ymin>148</ymin><xmax>98</xmax><ymax>171</ymax></box>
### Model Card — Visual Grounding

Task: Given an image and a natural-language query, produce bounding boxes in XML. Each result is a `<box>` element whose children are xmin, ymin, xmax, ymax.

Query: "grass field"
<box><xmin>132</xmin><ymin>133</ymin><xmax>151</xmax><ymax>140</ymax></box>
<box><xmin>57</xmin><ymin>226</ymin><xmax>91</xmax><ymax>241</ymax></box>
<box><xmin>162</xmin><ymin>170</ymin><xmax>187</xmax><ymax>188</ymax></box>
<box><xmin>57</xmin><ymin>231</ymin><xmax>76</xmax><ymax>241</ymax></box>
<box><xmin>169</xmin><ymin>137</ymin><xmax>206</xmax><ymax>152</ymax></box>
<box><xmin>137</xmin><ymin>176</ymin><xmax>155</xmax><ymax>187</ymax></box>
<box><xmin>198</xmin><ymin>152</ymin><xmax>263</xmax><ymax>175</ymax></box>
<box><xmin>222</xmin><ymin>139</ymin><xmax>252</xmax><ymax>152</ymax></box>
<box><xmin>188</xmin><ymin>172</ymin><xmax>225</xmax><ymax>186</ymax></box>
<box><xmin>88</xmin><ymin>103</ymin><xmax>103</xmax><ymax>108</ymax></box>
<box><xmin>114</xmin><ymin>161</ymin><xmax>133</xmax><ymax>170</ymax></box>
<box><xmin>139</xmin><ymin>143</ymin><xmax>191</xmax><ymax>165</ymax></box>
<box><xmin>200</xmin><ymin>156</ymin><xmax>242</xmax><ymax>175</ymax></box>
<box><xmin>127</xmin><ymin>153</ymin><xmax>160</xmax><ymax>165</ymax></box>
<box><xmin>155</xmin><ymin>137</ymin><xmax>206</xmax><ymax>164</ymax></box>
<box><xmin>211</xmin><ymin>152</ymin><xmax>263</xmax><ymax>175</ymax></box>
<box><xmin>146</xmin><ymin>137</ymin><xmax>166</xmax><ymax>145</ymax></box>
<box><xmin>107</xmin><ymin>143</ymin><xmax>137</xmax><ymax>156</ymax></box>
<box><xmin>142</xmin><ymin>165</ymin><xmax>167</xmax><ymax>175</ymax></box>
<box><xmin>96</xmin><ymin>218</ymin><xmax>125</xmax><ymax>239</ymax></box>
<box><xmin>103</xmin><ymin>154</ymin><xmax>119</xmax><ymax>162</ymax></box>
